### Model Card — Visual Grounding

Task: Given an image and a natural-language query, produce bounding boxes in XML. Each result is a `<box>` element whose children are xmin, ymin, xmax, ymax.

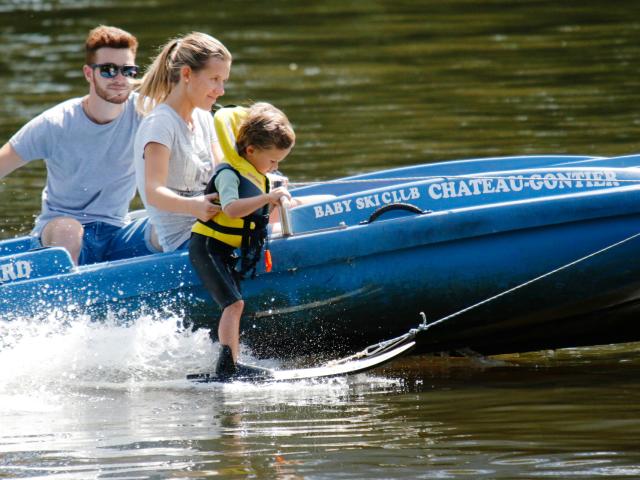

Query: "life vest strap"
<box><xmin>194</xmin><ymin>219</ymin><xmax>256</xmax><ymax>237</ymax></box>
<box><xmin>239</xmin><ymin>214</ymin><xmax>269</xmax><ymax>279</ymax></box>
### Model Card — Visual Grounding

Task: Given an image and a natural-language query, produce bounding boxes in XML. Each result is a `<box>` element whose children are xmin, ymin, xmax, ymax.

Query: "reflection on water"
<box><xmin>2</xmin><ymin>1</ymin><xmax>640</xmax><ymax>478</ymax></box>
<box><xmin>1</xmin><ymin>312</ymin><xmax>640</xmax><ymax>478</ymax></box>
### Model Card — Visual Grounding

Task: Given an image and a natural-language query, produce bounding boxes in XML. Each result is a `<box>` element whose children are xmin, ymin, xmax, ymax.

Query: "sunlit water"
<box><xmin>0</xmin><ymin>313</ymin><xmax>406</xmax><ymax>478</ymax></box>
<box><xmin>2</xmin><ymin>312</ymin><xmax>640</xmax><ymax>479</ymax></box>
<box><xmin>3</xmin><ymin>1</ymin><xmax>640</xmax><ymax>478</ymax></box>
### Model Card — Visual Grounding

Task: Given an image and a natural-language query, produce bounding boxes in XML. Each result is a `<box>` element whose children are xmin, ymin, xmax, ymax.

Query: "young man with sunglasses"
<box><xmin>0</xmin><ymin>25</ymin><xmax>153</xmax><ymax>265</ymax></box>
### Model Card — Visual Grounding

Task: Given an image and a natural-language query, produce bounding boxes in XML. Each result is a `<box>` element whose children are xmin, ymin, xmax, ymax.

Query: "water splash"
<box><xmin>0</xmin><ymin>312</ymin><xmax>402</xmax><ymax>397</ymax></box>
<box><xmin>0</xmin><ymin>311</ymin><xmax>216</xmax><ymax>393</ymax></box>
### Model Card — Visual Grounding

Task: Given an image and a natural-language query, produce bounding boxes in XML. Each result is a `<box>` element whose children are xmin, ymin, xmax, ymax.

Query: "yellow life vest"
<box><xmin>212</xmin><ymin>105</ymin><xmax>269</xmax><ymax>195</ymax></box>
<box><xmin>191</xmin><ymin>106</ymin><xmax>271</xmax><ymax>276</ymax></box>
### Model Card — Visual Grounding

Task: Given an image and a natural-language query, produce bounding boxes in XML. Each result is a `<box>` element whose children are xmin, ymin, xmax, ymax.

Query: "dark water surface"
<box><xmin>2</xmin><ymin>1</ymin><xmax>640</xmax><ymax>478</ymax></box>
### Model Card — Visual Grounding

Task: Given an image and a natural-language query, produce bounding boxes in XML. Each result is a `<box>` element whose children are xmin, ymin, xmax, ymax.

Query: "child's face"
<box><xmin>245</xmin><ymin>145</ymin><xmax>292</xmax><ymax>174</ymax></box>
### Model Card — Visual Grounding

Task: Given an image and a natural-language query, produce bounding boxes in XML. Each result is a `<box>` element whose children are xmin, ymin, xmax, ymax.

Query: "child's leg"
<box><xmin>189</xmin><ymin>235</ymin><xmax>244</xmax><ymax>357</ymax></box>
<box><xmin>219</xmin><ymin>299</ymin><xmax>244</xmax><ymax>361</ymax></box>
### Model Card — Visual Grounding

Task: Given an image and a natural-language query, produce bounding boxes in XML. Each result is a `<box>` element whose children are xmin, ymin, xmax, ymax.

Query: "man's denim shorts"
<box><xmin>78</xmin><ymin>217</ymin><xmax>155</xmax><ymax>265</ymax></box>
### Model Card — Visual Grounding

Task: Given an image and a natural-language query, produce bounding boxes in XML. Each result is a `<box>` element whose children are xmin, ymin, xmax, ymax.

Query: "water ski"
<box><xmin>187</xmin><ymin>339</ymin><xmax>415</xmax><ymax>384</ymax></box>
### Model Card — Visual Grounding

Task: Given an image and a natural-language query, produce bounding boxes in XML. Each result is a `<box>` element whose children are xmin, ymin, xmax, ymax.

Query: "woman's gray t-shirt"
<box><xmin>134</xmin><ymin>104</ymin><xmax>217</xmax><ymax>252</ymax></box>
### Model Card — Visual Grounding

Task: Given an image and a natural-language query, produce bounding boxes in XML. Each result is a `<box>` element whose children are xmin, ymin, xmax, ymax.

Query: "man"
<box><xmin>0</xmin><ymin>25</ymin><xmax>153</xmax><ymax>265</ymax></box>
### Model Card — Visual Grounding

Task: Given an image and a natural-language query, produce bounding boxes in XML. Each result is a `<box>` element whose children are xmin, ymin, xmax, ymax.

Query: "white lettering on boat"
<box><xmin>0</xmin><ymin>260</ymin><xmax>33</xmax><ymax>283</ymax></box>
<box><xmin>314</xmin><ymin>188</ymin><xmax>421</xmax><ymax>218</ymax></box>
<box><xmin>353</xmin><ymin>188</ymin><xmax>421</xmax><ymax>212</ymax></box>
<box><xmin>312</xmin><ymin>171</ymin><xmax>621</xmax><ymax>219</ymax></box>
<box><xmin>427</xmin><ymin>171</ymin><xmax>619</xmax><ymax>200</ymax></box>
<box><xmin>314</xmin><ymin>199</ymin><xmax>353</xmax><ymax>218</ymax></box>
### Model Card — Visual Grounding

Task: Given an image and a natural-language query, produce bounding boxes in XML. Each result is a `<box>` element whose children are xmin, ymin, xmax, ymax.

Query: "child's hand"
<box><xmin>192</xmin><ymin>193</ymin><xmax>221</xmax><ymax>221</ymax></box>
<box><xmin>266</xmin><ymin>187</ymin><xmax>292</xmax><ymax>206</ymax></box>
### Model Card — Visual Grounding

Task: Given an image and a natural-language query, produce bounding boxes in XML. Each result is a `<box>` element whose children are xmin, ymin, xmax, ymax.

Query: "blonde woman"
<box><xmin>134</xmin><ymin>32</ymin><xmax>231</xmax><ymax>252</ymax></box>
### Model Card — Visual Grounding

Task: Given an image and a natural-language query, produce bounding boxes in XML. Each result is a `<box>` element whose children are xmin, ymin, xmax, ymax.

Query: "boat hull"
<box><xmin>3</xmin><ymin>154</ymin><xmax>640</xmax><ymax>358</ymax></box>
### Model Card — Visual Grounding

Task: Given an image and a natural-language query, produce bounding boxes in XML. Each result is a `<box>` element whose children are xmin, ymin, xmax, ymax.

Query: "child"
<box><xmin>189</xmin><ymin>102</ymin><xmax>294</xmax><ymax>380</ymax></box>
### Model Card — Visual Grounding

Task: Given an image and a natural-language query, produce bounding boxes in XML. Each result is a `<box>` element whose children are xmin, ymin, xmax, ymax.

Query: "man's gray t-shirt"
<box><xmin>134</xmin><ymin>104</ymin><xmax>216</xmax><ymax>252</ymax></box>
<box><xmin>9</xmin><ymin>95</ymin><xmax>141</xmax><ymax>234</ymax></box>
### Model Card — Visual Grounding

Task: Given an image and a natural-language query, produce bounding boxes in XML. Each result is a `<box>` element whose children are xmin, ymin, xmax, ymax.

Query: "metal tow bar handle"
<box><xmin>279</xmin><ymin>197</ymin><xmax>293</xmax><ymax>237</ymax></box>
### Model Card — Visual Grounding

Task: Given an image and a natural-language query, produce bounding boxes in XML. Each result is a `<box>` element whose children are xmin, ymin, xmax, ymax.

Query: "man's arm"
<box><xmin>0</xmin><ymin>142</ymin><xmax>27</xmax><ymax>179</ymax></box>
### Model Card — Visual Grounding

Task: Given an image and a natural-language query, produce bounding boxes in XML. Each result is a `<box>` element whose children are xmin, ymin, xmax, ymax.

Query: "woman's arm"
<box><xmin>212</xmin><ymin>140</ymin><xmax>223</xmax><ymax>166</ymax></box>
<box><xmin>144</xmin><ymin>142</ymin><xmax>219</xmax><ymax>222</ymax></box>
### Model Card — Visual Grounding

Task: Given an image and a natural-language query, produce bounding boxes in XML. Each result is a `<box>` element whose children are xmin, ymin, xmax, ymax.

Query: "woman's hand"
<box><xmin>190</xmin><ymin>193</ymin><xmax>221</xmax><ymax>222</ymax></box>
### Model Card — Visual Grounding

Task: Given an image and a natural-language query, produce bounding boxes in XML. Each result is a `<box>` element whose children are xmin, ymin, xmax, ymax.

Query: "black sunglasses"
<box><xmin>90</xmin><ymin>63</ymin><xmax>140</xmax><ymax>79</ymax></box>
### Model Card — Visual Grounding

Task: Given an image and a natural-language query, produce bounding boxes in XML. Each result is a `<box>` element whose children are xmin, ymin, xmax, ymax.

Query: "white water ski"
<box><xmin>187</xmin><ymin>340</ymin><xmax>415</xmax><ymax>384</ymax></box>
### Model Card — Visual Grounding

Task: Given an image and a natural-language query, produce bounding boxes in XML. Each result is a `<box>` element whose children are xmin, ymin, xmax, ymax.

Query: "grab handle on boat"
<box><xmin>361</xmin><ymin>202</ymin><xmax>429</xmax><ymax>224</ymax></box>
<box><xmin>279</xmin><ymin>197</ymin><xmax>293</xmax><ymax>237</ymax></box>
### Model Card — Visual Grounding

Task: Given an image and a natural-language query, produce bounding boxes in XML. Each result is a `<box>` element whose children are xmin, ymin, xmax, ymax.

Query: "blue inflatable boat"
<box><xmin>3</xmin><ymin>153</ymin><xmax>640</xmax><ymax>358</ymax></box>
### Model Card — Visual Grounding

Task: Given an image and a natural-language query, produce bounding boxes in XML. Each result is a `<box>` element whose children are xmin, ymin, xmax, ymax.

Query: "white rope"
<box><xmin>334</xmin><ymin>229</ymin><xmax>640</xmax><ymax>364</ymax></box>
<box><xmin>420</xmin><ymin>230</ymin><xmax>640</xmax><ymax>332</ymax></box>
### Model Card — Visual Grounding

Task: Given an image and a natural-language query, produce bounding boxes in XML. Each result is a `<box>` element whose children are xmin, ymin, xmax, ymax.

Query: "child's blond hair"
<box><xmin>236</xmin><ymin>103</ymin><xmax>295</xmax><ymax>157</ymax></box>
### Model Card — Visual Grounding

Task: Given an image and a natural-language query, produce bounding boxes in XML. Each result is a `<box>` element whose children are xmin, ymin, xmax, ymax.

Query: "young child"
<box><xmin>189</xmin><ymin>102</ymin><xmax>294</xmax><ymax>380</ymax></box>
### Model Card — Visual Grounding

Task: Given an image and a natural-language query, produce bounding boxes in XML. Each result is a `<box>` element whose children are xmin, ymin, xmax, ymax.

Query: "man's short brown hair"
<box><xmin>85</xmin><ymin>25</ymin><xmax>138</xmax><ymax>65</ymax></box>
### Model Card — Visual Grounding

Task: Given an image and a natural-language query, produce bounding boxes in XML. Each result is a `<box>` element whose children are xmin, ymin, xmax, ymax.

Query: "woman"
<box><xmin>134</xmin><ymin>32</ymin><xmax>231</xmax><ymax>252</ymax></box>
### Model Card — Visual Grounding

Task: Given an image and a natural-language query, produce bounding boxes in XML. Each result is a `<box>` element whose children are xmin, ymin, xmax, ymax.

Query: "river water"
<box><xmin>2</xmin><ymin>1</ymin><xmax>640</xmax><ymax>478</ymax></box>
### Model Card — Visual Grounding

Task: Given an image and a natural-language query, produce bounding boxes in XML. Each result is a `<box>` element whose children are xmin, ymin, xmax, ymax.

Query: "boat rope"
<box><xmin>289</xmin><ymin>173</ymin><xmax>640</xmax><ymax>187</ymax></box>
<box><xmin>332</xmin><ymin>229</ymin><xmax>640</xmax><ymax>364</ymax></box>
